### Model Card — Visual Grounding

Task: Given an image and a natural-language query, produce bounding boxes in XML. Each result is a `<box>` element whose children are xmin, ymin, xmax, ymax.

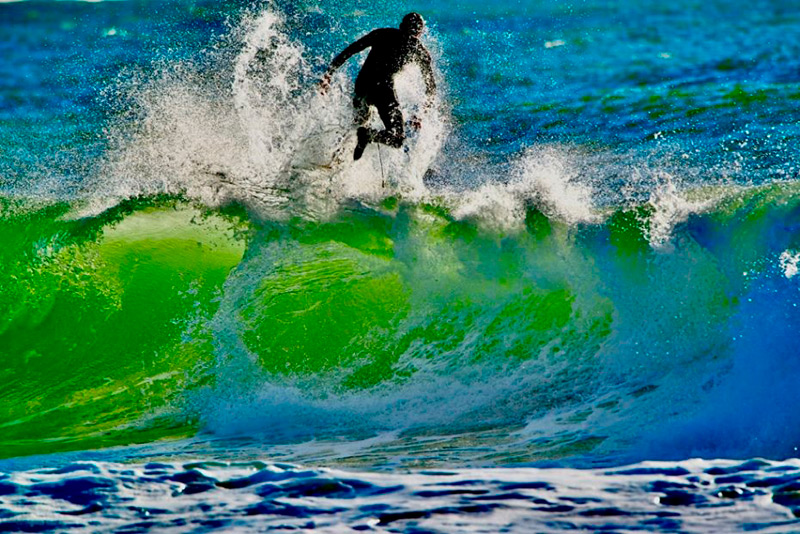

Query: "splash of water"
<box><xmin>86</xmin><ymin>9</ymin><xmax>449</xmax><ymax>221</ymax></box>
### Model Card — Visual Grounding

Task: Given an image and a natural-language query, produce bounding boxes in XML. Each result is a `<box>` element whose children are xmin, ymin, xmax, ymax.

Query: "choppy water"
<box><xmin>3</xmin><ymin>0</ymin><xmax>800</xmax><ymax>531</ymax></box>
<box><xmin>2</xmin><ymin>458</ymin><xmax>800</xmax><ymax>532</ymax></box>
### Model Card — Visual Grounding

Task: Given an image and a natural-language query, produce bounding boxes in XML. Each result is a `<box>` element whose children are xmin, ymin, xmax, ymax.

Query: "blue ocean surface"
<box><xmin>2</xmin><ymin>0</ymin><xmax>800</xmax><ymax>531</ymax></box>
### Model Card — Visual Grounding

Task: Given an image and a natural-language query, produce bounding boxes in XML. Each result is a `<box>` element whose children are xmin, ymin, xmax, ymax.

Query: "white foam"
<box><xmin>447</xmin><ymin>146</ymin><xmax>599</xmax><ymax>233</ymax></box>
<box><xmin>780</xmin><ymin>250</ymin><xmax>800</xmax><ymax>279</ymax></box>
<box><xmin>513</xmin><ymin>146</ymin><xmax>598</xmax><ymax>224</ymax></box>
<box><xmin>646</xmin><ymin>173</ymin><xmax>714</xmax><ymax>249</ymax></box>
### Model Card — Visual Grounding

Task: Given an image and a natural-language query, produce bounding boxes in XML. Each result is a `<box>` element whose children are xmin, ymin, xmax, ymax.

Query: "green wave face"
<box><xmin>0</xmin><ymin>196</ymin><xmax>618</xmax><ymax>457</ymax></box>
<box><xmin>2</xmin><ymin>183</ymin><xmax>800</xmax><ymax>461</ymax></box>
<box><xmin>226</xmin><ymin>204</ymin><xmax>615</xmax><ymax>399</ymax></box>
<box><xmin>0</xmin><ymin>198</ymin><xmax>247</xmax><ymax>458</ymax></box>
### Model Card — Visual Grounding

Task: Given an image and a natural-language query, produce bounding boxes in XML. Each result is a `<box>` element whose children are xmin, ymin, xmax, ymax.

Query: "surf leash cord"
<box><xmin>378</xmin><ymin>144</ymin><xmax>386</xmax><ymax>189</ymax></box>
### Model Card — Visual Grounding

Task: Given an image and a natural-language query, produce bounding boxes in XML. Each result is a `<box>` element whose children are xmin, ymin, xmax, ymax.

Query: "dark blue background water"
<box><xmin>4</xmin><ymin>0</ymin><xmax>800</xmax><ymax>195</ymax></box>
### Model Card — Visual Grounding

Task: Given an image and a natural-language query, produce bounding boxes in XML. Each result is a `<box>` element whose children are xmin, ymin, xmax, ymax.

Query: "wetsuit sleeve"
<box><xmin>416</xmin><ymin>45</ymin><xmax>437</xmax><ymax>109</ymax></box>
<box><xmin>326</xmin><ymin>31</ymin><xmax>376</xmax><ymax>74</ymax></box>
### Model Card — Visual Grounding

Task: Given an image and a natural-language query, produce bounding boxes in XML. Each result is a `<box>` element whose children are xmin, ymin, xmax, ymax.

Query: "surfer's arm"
<box><xmin>320</xmin><ymin>32</ymin><xmax>375</xmax><ymax>93</ymax></box>
<box><xmin>325</xmin><ymin>32</ymin><xmax>375</xmax><ymax>76</ymax></box>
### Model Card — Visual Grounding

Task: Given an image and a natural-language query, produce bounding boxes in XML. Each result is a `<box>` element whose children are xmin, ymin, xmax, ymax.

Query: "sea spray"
<box><xmin>88</xmin><ymin>9</ymin><xmax>449</xmax><ymax>222</ymax></box>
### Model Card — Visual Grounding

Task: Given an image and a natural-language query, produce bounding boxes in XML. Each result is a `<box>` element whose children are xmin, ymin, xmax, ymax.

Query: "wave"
<box><xmin>0</xmin><ymin>196</ymin><xmax>248</xmax><ymax>458</ymax></box>
<box><xmin>2</xmin><ymin>179</ymin><xmax>799</xmax><ymax>465</ymax></box>
<box><xmin>4</xmin><ymin>6</ymin><xmax>800</xmax><ymax>466</ymax></box>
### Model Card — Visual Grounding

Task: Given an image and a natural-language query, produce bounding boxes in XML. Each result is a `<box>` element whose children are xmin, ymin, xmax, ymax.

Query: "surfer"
<box><xmin>320</xmin><ymin>12</ymin><xmax>437</xmax><ymax>160</ymax></box>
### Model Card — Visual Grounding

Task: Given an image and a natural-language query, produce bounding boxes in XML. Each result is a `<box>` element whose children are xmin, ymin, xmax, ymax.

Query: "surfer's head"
<box><xmin>400</xmin><ymin>12</ymin><xmax>425</xmax><ymax>37</ymax></box>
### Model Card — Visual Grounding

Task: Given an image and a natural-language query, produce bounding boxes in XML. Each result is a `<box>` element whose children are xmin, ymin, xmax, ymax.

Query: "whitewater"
<box><xmin>2</xmin><ymin>0</ymin><xmax>800</xmax><ymax>531</ymax></box>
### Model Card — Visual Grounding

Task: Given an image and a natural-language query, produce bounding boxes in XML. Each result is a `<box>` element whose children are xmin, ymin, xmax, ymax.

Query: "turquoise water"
<box><xmin>3</xmin><ymin>0</ymin><xmax>800</xmax><ymax>531</ymax></box>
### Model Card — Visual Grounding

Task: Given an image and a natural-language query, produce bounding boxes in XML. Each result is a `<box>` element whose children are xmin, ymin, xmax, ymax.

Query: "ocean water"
<box><xmin>2</xmin><ymin>0</ymin><xmax>800</xmax><ymax>531</ymax></box>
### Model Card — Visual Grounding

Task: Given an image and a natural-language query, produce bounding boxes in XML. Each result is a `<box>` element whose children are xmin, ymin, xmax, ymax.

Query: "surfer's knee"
<box><xmin>387</xmin><ymin>131</ymin><xmax>405</xmax><ymax>148</ymax></box>
<box><xmin>383</xmin><ymin>117</ymin><xmax>405</xmax><ymax>148</ymax></box>
<box><xmin>375</xmin><ymin>129</ymin><xmax>404</xmax><ymax>148</ymax></box>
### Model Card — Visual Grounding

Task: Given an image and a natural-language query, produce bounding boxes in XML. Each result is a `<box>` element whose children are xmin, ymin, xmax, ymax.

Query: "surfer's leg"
<box><xmin>352</xmin><ymin>87</ymin><xmax>404</xmax><ymax>160</ymax></box>
<box><xmin>353</xmin><ymin>95</ymin><xmax>373</xmax><ymax>161</ymax></box>
<box><xmin>372</xmin><ymin>93</ymin><xmax>405</xmax><ymax>149</ymax></box>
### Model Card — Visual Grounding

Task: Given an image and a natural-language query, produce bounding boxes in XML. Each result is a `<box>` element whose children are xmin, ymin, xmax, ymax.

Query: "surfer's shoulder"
<box><xmin>353</xmin><ymin>28</ymin><xmax>395</xmax><ymax>48</ymax></box>
<box><xmin>372</xmin><ymin>28</ymin><xmax>400</xmax><ymax>39</ymax></box>
<box><xmin>369</xmin><ymin>27</ymin><xmax>402</xmax><ymax>41</ymax></box>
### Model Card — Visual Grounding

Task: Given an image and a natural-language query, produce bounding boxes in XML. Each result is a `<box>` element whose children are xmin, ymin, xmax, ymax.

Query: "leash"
<box><xmin>377</xmin><ymin>144</ymin><xmax>386</xmax><ymax>189</ymax></box>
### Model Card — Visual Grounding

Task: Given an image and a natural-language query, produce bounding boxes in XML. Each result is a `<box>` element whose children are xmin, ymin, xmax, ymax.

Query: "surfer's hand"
<box><xmin>319</xmin><ymin>74</ymin><xmax>332</xmax><ymax>95</ymax></box>
<box><xmin>410</xmin><ymin>116</ymin><xmax>422</xmax><ymax>130</ymax></box>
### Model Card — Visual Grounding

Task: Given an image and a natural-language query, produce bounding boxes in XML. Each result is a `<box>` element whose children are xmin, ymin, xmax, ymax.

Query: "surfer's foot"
<box><xmin>353</xmin><ymin>127</ymin><xmax>370</xmax><ymax>161</ymax></box>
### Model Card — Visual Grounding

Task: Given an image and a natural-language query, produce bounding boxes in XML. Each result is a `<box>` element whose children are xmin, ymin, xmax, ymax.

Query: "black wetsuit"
<box><xmin>327</xmin><ymin>28</ymin><xmax>436</xmax><ymax>149</ymax></box>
